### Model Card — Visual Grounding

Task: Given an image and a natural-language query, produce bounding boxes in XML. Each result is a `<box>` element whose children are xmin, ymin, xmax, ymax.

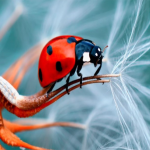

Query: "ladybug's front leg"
<box><xmin>94</xmin><ymin>56</ymin><xmax>102</xmax><ymax>76</ymax></box>
<box><xmin>77</xmin><ymin>61</ymin><xmax>83</xmax><ymax>88</ymax></box>
<box><xmin>94</xmin><ymin>64</ymin><xmax>102</xmax><ymax>76</ymax></box>
<box><xmin>94</xmin><ymin>63</ymin><xmax>104</xmax><ymax>84</ymax></box>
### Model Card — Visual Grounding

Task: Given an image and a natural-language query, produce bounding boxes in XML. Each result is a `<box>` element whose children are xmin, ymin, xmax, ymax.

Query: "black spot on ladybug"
<box><xmin>67</xmin><ymin>37</ymin><xmax>77</xmax><ymax>44</ymax></box>
<box><xmin>39</xmin><ymin>69</ymin><xmax>43</xmax><ymax>82</ymax></box>
<box><xmin>47</xmin><ymin>45</ymin><xmax>53</xmax><ymax>55</ymax></box>
<box><xmin>56</xmin><ymin>61</ymin><xmax>62</xmax><ymax>72</ymax></box>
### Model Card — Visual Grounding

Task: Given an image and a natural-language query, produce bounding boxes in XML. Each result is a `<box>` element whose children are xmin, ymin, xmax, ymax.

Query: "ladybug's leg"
<box><xmin>94</xmin><ymin>62</ymin><xmax>104</xmax><ymax>84</ymax></box>
<box><xmin>46</xmin><ymin>82</ymin><xmax>56</xmax><ymax>97</ymax></box>
<box><xmin>66</xmin><ymin>64</ymin><xmax>77</xmax><ymax>95</ymax></box>
<box><xmin>77</xmin><ymin>61</ymin><xmax>83</xmax><ymax>88</ymax></box>
<box><xmin>94</xmin><ymin>56</ymin><xmax>103</xmax><ymax>76</ymax></box>
<box><xmin>66</xmin><ymin>75</ymin><xmax>71</xmax><ymax>95</ymax></box>
<box><xmin>94</xmin><ymin>64</ymin><xmax>102</xmax><ymax>76</ymax></box>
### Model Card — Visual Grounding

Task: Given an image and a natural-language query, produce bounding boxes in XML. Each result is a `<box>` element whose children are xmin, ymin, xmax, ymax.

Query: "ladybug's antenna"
<box><xmin>102</xmin><ymin>45</ymin><xmax>108</xmax><ymax>53</ymax></box>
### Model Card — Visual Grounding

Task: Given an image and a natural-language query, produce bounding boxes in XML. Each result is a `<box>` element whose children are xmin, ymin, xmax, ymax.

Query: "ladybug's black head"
<box><xmin>90</xmin><ymin>45</ymin><xmax>103</xmax><ymax>67</ymax></box>
<box><xmin>75</xmin><ymin>39</ymin><xmax>106</xmax><ymax>67</ymax></box>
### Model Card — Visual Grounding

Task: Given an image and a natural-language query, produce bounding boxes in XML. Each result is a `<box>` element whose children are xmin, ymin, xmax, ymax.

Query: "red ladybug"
<box><xmin>38</xmin><ymin>35</ymin><xmax>105</xmax><ymax>97</ymax></box>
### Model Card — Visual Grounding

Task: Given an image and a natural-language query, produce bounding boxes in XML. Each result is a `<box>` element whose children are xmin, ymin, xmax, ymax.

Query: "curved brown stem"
<box><xmin>1</xmin><ymin>73</ymin><xmax>120</xmax><ymax>112</ymax></box>
<box><xmin>1</xmin><ymin>77</ymin><xmax>110</xmax><ymax>117</ymax></box>
<box><xmin>16</xmin><ymin>75</ymin><xmax>118</xmax><ymax>110</ymax></box>
<box><xmin>12</xmin><ymin>79</ymin><xmax>109</xmax><ymax>117</ymax></box>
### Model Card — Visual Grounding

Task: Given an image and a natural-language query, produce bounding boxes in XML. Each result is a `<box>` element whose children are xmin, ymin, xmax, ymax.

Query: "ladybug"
<box><xmin>38</xmin><ymin>35</ymin><xmax>107</xmax><ymax>97</ymax></box>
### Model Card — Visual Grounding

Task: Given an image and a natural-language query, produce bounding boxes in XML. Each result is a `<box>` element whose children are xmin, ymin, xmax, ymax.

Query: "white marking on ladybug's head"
<box><xmin>95</xmin><ymin>53</ymin><xmax>98</xmax><ymax>56</ymax></box>
<box><xmin>98</xmin><ymin>48</ymin><xmax>101</xmax><ymax>51</ymax></box>
<box><xmin>83</xmin><ymin>52</ymin><xmax>90</xmax><ymax>62</ymax></box>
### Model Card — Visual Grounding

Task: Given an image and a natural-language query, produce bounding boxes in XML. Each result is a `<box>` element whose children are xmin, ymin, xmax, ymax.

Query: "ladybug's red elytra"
<box><xmin>38</xmin><ymin>35</ymin><xmax>106</xmax><ymax>97</ymax></box>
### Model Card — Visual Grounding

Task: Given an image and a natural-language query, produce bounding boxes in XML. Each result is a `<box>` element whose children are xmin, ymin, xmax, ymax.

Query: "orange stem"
<box><xmin>4</xmin><ymin>119</ymin><xmax>85</xmax><ymax>133</ymax></box>
<box><xmin>12</xmin><ymin>79</ymin><xmax>109</xmax><ymax>117</ymax></box>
